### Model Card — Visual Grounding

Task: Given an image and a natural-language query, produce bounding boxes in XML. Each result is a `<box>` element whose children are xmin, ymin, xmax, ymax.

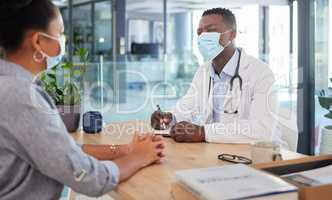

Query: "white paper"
<box><xmin>284</xmin><ymin>164</ymin><xmax>332</xmax><ymax>185</ymax></box>
<box><xmin>176</xmin><ymin>164</ymin><xmax>297</xmax><ymax>200</ymax></box>
<box><xmin>152</xmin><ymin>129</ymin><xmax>170</xmax><ymax>136</ymax></box>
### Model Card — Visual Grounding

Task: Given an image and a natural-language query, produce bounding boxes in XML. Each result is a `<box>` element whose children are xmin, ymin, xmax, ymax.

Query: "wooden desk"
<box><xmin>71</xmin><ymin>121</ymin><xmax>305</xmax><ymax>200</ymax></box>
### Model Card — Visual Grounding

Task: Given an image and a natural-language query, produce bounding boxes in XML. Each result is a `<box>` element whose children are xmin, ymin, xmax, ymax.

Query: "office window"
<box><xmin>61</xmin><ymin>1</ymin><xmax>113</xmax><ymax>61</ymax></box>
<box><xmin>72</xmin><ymin>4</ymin><xmax>93</xmax><ymax>56</ymax></box>
<box><xmin>232</xmin><ymin>6</ymin><xmax>260</xmax><ymax>59</ymax></box>
<box><xmin>94</xmin><ymin>1</ymin><xmax>112</xmax><ymax>60</ymax></box>
<box><xmin>269</xmin><ymin>5</ymin><xmax>298</xmax><ymax>110</ymax></box>
<box><xmin>314</xmin><ymin>0</ymin><xmax>331</xmax><ymax>154</ymax></box>
<box><xmin>61</xmin><ymin>3</ymin><xmax>94</xmax><ymax>57</ymax></box>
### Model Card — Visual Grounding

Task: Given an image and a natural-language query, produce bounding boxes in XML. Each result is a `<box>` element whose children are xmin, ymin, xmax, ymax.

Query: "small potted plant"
<box><xmin>39</xmin><ymin>48</ymin><xmax>89</xmax><ymax>132</ymax></box>
<box><xmin>318</xmin><ymin>78</ymin><xmax>332</xmax><ymax>153</ymax></box>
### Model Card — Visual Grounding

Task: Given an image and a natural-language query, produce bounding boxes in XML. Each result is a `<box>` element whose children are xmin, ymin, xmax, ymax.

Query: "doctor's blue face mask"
<box><xmin>197</xmin><ymin>30</ymin><xmax>232</xmax><ymax>62</ymax></box>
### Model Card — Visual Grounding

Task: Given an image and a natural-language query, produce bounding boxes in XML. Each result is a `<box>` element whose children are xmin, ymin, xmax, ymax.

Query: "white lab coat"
<box><xmin>172</xmin><ymin>50</ymin><xmax>287</xmax><ymax>147</ymax></box>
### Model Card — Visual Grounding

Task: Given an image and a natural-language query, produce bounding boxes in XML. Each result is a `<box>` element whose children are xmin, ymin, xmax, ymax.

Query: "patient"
<box><xmin>0</xmin><ymin>0</ymin><xmax>165</xmax><ymax>199</ymax></box>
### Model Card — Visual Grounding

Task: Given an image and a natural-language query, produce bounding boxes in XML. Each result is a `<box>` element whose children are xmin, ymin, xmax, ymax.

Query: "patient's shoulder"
<box><xmin>0</xmin><ymin>77</ymin><xmax>55</xmax><ymax>111</ymax></box>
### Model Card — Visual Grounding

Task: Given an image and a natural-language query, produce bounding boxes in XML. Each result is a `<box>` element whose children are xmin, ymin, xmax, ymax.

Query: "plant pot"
<box><xmin>57</xmin><ymin>105</ymin><xmax>81</xmax><ymax>133</ymax></box>
<box><xmin>320</xmin><ymin>125</ymin><xmax>332</xmax><ymax>155</ymax></box>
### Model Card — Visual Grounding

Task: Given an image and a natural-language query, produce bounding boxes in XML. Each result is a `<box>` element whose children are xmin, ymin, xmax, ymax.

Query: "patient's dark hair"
<box><xmin>0</xmin><ymin>0</ymin><xmax>57</xmax><ymax>52</ymax></box>
<box><xmin>203</xmin><ymin>8</ymin><xmax>237</xmax><ymax>32</ymax></box>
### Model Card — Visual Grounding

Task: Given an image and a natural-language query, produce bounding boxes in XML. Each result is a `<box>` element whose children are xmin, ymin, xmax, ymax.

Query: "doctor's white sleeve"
<box><xmin>204</xmin><ymin>69</ymin><xmax>286</xmax><ymax>147</ymax></box>
<box><xmin>170</xmin><ymin>67</ymin><xmax>205</xmax><ymax>123</ymax></box>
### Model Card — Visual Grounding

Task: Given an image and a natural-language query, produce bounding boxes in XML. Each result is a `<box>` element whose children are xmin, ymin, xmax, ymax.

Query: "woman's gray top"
<box><xmin>0</xmin><ymin>59</ymin><xmax>119</xmax><ymax>200</ymax></box>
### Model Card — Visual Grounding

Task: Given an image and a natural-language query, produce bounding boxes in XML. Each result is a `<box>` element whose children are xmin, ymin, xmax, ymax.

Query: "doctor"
<box><xmin>151</xmin><ymin>7</ymin><xmax>284</xmax><ymax>145</ymax></box>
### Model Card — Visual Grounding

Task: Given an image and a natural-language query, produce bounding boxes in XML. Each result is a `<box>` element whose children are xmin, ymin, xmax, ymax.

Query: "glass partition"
<box><xmin>59</xmin><ymin>0</ymin><xmax>298</xmax><ymax>126</ymax></box>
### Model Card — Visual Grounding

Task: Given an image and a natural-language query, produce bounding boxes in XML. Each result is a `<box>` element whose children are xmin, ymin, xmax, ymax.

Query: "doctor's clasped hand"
<box><xmin>170</xmin><ymin>121</ymin><xmax>205</xmax><ymax>142</ymax></box>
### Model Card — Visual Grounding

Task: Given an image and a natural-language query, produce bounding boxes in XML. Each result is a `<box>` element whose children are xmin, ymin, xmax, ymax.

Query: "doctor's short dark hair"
<box><xmin>202</xmin><ymin>8</ymin><xmax>237</xmax><ymax>32</ymax></box>
<box><xmin>0</xmin><ymin>0</ymin><xmax>57</xmax><ymax>52</ymax></box>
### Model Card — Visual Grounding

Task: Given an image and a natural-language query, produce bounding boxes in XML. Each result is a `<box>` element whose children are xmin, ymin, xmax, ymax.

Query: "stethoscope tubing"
<box><xmin>208</xmin><ymin>48</ymin><xmax>243</xmax><ymax>114</ymax></box>
<box><xmin>208</xmin><ymin>48</ymin><xmax>243</xmax><ymax>96</ymax></box>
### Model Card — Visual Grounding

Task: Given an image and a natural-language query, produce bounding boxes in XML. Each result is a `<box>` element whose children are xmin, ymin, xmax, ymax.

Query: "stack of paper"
<box><xmin>176</xmin><ymin>164</ymin><xmax>297</xmax><ymax>200</ymax></box>
<box><xmin>283</xmin><ymin>164</ymin><xmax>332</xmax><ymax>187</ymax></box>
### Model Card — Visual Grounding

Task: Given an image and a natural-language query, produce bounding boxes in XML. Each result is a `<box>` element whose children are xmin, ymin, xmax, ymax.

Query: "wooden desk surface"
<box><xmin>71</xmin><ymin>121</ymin><xmax>305</xmax><ymax>200</ymax></box>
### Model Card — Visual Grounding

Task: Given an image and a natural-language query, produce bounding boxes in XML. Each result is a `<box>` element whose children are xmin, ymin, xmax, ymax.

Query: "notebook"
<box><xmin>176</xmin><ymin>164</ymin><xmax>297</xmax><ymax>200</ymax></box>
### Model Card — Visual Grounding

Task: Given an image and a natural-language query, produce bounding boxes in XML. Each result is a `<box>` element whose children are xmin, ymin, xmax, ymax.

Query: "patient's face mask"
<box><xmin>197</xmin><ymin>30</ymin><xmax>232</xmax><ymax>62</ymax></box>
<box><xmin>34</xmin><ymin>32</ymin><xmax>66</xmax><ymax>70</ymax></box>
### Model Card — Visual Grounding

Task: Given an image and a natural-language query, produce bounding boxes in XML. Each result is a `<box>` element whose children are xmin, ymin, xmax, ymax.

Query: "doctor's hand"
<box><xmin>170</xmin><ymin>121</ymin><xmax>205</xmax><ymax>143</ymax></box>
<box><xmin>151</xmin><ymin>111</ymin><xmax>173</xmax><ymax>130</ymax></box>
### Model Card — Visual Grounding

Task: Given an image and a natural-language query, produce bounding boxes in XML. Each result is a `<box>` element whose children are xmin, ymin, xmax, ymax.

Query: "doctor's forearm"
<box><xmin>203</xmin><ymin>120</ymin><xmax>271</xmax><ymax>142</ymax></box>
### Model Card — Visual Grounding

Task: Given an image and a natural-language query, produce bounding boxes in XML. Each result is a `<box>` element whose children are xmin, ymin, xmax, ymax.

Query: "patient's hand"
<box><xmin>113</xmin><ymin>134</ymin><xmax>166</xmax><ymax>182</ymax></box>
<box><xmin>170</xmin><ymin>121</ymin><xmax>205</xmax><ymax>143</ymax></box>
<box><xmin>129</xmin><ymin>134</ymin><xmax>166</xmax><ymax>163</ymax></box>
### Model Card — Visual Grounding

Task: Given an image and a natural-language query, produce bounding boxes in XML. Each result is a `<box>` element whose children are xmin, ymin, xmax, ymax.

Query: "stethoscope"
<box><xmin>208</xmin><ymin>48</ymin><xmax>243</xmax><ymax>114</ymax></box>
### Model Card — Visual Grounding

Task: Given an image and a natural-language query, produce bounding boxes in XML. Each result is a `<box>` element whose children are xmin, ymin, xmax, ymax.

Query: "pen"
<box><xmin>157</xmin><ymin>105</ymin><xmax>166</xmax><ymax>130</ymax></box>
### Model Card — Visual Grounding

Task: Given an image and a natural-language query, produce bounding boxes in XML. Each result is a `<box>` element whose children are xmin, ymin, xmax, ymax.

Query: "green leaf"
<box><xmin>56</xmin><ymin>88</ymin><xmax>64</xmax><ymax>96</ymax></box>
<box><xmin>75</xmin><ymin>48</ymin><xmax>89</xmax><ymax>63</ymax></box>
<box><xmin>63</xmin><ymin>83</ymin><xmax>81</xmax><ymax>105</ymax></box>
<box><xmin>73</xmin><ymin>70</ymin><xmax>81</xmax><ymax>77</ymax></box>
<box><xmin>325</xmin><ymin>112</ymin><xmax>332</xmax><ymax>120</ymax></box>
<box><xmin>48</xmin><ymin>73</ymin><xmax>56</xmax><ymax>80</ymax></box>
<box><xmin>62</xmin><ymin>62</ymin><xmax>73</xmax><ymax>71</ymax></box>
<box><xmin>318</xmin><ymin>96</ymin><xmax>332</xmax><ymax>110</ymax></box>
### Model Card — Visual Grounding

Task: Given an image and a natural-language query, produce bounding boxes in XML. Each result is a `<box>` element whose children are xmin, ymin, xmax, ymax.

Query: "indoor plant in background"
<box><xmin>318</xmin><ymin>79</ymin><xmax>332</xmax><ymax>154</ymax></box>
<box><xmin>39</xmin><ymin>48</ymin><xmax>89</xmax><ymax>132</ymax></box>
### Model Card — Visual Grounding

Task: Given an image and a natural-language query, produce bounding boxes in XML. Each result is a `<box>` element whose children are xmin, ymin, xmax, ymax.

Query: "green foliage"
<box><xmin>76</xmin><ymin>47</ymin><xmax>89</xmax><ymax>64</ymax></box>
<box><xmin>319</xmin><ymin>78</ymin><xmax>332</xmax><ymax>119</ymax></box>
<box><xmin>39</xmin><ymin>48</ymin><xmax>89</xmax><ymax>106</ymax></box>
<box><xmin>318</xmin><ymin>96</ymin><xmax>332</xmax><ymax>119</ymax></box>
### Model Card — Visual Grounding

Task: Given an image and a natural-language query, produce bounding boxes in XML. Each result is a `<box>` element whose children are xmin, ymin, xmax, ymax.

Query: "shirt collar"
<box><xmin>210</xmin><ymin>49</ymin><xmax>239</xmax><ymax>79</ymax></box>
<box><xmin>0</xmin><ymin>59</ymin><xmax>35</xmax><ymax>82</ymax></box>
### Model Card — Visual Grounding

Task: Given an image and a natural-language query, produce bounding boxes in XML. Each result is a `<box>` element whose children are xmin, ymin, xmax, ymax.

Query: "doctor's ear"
<box><xmin>230</xmin><ymin>30</ymin><xmax>237</xmax><ymax>41</ymax></box>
